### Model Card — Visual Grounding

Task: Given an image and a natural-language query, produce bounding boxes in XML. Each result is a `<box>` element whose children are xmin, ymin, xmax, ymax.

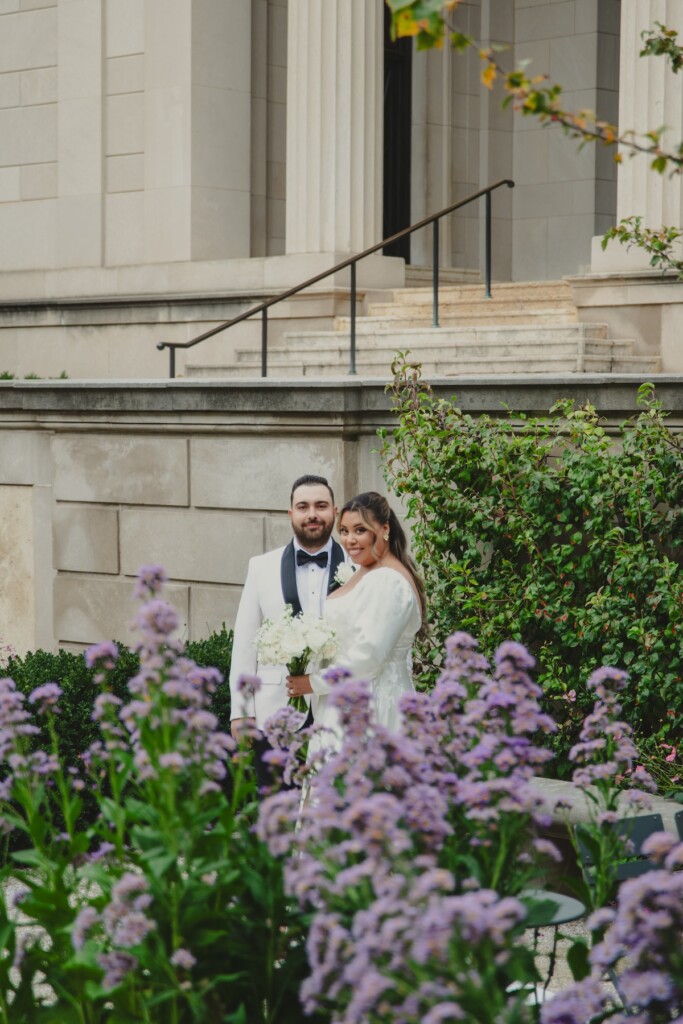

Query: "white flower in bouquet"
<box><xmin>253</xmin><ymin>605</ymin><xmax>338</xmax><ymax>711</ymax></box>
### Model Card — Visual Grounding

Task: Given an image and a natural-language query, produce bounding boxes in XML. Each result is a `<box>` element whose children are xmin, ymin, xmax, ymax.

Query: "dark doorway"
<box><xmin>383</xmin><ymin>6</ymin><xmax>412</xmax><ymax>262</ymax></box>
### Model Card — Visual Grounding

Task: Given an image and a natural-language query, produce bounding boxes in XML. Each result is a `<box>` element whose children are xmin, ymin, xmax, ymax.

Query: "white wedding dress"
<box><xmin>308</xmin><ymin>567</ymin><xmax>421</xmax><ymax>754</ymax></box>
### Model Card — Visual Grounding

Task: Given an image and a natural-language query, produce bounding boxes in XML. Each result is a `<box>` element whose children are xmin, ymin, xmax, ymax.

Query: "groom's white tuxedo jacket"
<box><xmin>228</xmin><ymin>538</ymin><xmax>346</xmax><ymax>727</ymax></box>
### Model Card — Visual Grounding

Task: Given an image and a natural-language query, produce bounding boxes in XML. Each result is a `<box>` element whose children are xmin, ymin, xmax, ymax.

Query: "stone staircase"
<box><xmin>185</xmin><ymin>279</ymin><xmax>661</xmax><ymax>378</ymax></box>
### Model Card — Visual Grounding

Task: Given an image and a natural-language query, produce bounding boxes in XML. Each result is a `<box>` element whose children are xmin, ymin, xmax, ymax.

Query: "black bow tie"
<box><xmin>296</xmin><ymin>549</ymin><xmax>328</xmax><ymax>568</ymax></box>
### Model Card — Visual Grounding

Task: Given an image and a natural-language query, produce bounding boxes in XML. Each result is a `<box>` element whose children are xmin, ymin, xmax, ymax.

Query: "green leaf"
<box><xmin>567</xmin><ymin>938</ymin><xmax>591</xmax><ymax>981</ymax></box>
<box><xmin>142</xmin><ymin>849</ymin><xmax>178</xmax><ymax>879</ymax></box>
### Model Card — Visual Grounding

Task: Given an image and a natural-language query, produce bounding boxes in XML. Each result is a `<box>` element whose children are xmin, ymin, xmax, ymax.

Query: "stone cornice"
<box><xmin>0</xmin><ymin>376</ymin><xmax>681</xmax><ymax>427</ymax></box>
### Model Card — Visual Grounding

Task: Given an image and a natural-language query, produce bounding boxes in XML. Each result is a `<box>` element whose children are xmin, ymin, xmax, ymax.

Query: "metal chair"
<box><xmin>675</xmin><ymin>808</ymin><xmax>683</xmax><ymax>841</ymax></box>
<box><xmin>575</xmin><ymin>813</ymin><xmax>665</xmax><ymax>881</ymax></box>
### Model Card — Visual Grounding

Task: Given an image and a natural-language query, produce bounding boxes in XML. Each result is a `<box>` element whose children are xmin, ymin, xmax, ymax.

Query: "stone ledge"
<box><xmin>0</xmin><ymin>376</ymin><xmax>681</xmax><ymax>420</ymax></box>
<box><xmin>531</xmin><ymin>776</ymin><xmax>682</xmax><ymax>836</ymax></box>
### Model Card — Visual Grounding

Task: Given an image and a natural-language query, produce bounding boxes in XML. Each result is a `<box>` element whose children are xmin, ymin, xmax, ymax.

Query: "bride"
<box><xmin>286</xmin><ymin>491</ymin><xmax>426</xmax><ymax>749</ymax></box>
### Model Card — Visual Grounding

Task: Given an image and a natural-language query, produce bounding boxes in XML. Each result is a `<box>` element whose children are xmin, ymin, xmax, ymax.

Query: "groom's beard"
<box><xmin>292</xmin><ymin>519</ymin><xmax>334</xmax><ymax>550</ymax></box>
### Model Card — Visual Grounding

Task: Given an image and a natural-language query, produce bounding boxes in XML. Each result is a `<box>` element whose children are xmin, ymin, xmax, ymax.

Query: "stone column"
<box><xmin>285</xmin><ymin>0</ymin><xmax>384</xmax><ymax>257</ymax></box>
<box><xmin>144</xmin><ymin>0</ymin><xmax>252</xmax><ymax>264</ymax></box>
<box><xmin>57</xmin><ymin>0</ymin><xmax>104</xmax><ymax>268</ymax></box>
<box><xmin>592</xmin><ymin>0</ymin><xmax>683</xmax><ymax>272</ymax></box>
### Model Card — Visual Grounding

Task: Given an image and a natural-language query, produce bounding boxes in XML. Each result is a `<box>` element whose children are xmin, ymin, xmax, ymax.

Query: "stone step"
<box><xmin>193</xmin><ymin>354</ymin><xmax>628</xmax><ymax>379</ymax></box>
<box><xmin>610</xmin><ymin>354</ymin><xmax>661</xmax><ymax>373</ymax></box>
<box><xmin>182</xmin><ymin>277</ymin><xmax>660</xmax><ymax>379</ymax></box>
<box><xmin>404</xmin><ymin>265</ymin><xmax>480</xmax><ymax>286</ymax></box>
<box><xmin>383</xmin><ymin>279</ymin><xmax>575</xmax><ymax>305</ymax></box>
<box><xmin>275</xmin><ymin>322</ymin><xmax>611</xmax><ymax>349</ymax></box>
<box><xmin>225</xmin><ymin>337</ymin><xmax>640</xmax><ymax>374</ymax></box>
<box><xmin>235</xmin><ymin>341</ymin><xmax>621</xmax><ymax>369</ymax></box>
<box><xmin>346</xmin><ymin>305</ymin><xmax>580</xmax><ymax>325</ymax></box>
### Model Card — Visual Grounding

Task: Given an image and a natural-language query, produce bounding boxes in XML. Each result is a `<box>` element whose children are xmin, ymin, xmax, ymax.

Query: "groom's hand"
<box><xmin>231</xmin><ymin>717</ymin><xmax>256</xmax><ymax>740</ymax></box>
<box><xmin>287</xmin><ymin>674</ymin><xmax>313</xmax><ymax>698</ymax></box>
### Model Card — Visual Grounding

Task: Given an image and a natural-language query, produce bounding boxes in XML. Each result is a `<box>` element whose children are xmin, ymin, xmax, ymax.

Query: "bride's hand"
<box><xmin>287</xmin><ymin>674</ymin><xmax>313</xmax><ymax>697</ymax></box>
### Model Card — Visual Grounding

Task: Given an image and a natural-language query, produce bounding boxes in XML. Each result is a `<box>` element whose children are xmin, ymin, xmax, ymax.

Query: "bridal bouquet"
<box><xmin>254</xmin><ymin>605</ymin><xmax>338</xmax><ymax>711</ymax></box>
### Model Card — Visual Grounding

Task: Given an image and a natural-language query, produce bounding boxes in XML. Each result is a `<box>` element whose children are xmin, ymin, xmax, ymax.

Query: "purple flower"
<box><xmin>92</xmin><ymin>692</ymin><xmax>123</xmax><ymax>720</ymax></box>
<box><xmin>158</xmin><ymin>752</ymin><xmax>185</xmax><ymax>772</ymax></box>
<box><xmin>256</xmin><ymin>790</ymin><xmax>301</xmax><ymax>857</ymax></box>
<box><xmin>170</xmin><ymin>947</ymin><xmax>196</xmax><ymax>970</ymax></box>
<box><xmin>237</xmin><ymin>673</ymin><xmax>261</xmax><ymax>696</ymax></box>
<box><xmin>98</xmin><ymin>950</ymin><xmax>138</xmax><ymax>990</ymax></box>
<box><xmin>84</xmin><ymin>640</ymin><xmax>120</xmax><ymax>671</ymax></box>
<box><xmin>28</xmin><ymin>682</ymin><xmax>62</xmax><ymax>713</ymax></box>
<box><xmin>111</xmin><ymin>873</ymin><xmax>149</xmax><ymax>903</ymax></box>
<box><xmin>532</xmin><ymin>837</ymin><xmax>562</xmax><ymax>863</ymax></box>
<box><xmin>111</xmin><ymin>911</ymin><xmax>155</xmax><ymax>948</ymax></box>
<box><xmin>134</xmin><ymin>564</ymin><xmax>168</xmax><ymax>599</ymax></box>
<box><xmin>587</xmin><ymin>665</ymin><xmax>629</xmax><ymax>695</ymax></box>
<box><xmin>134</xmin><ymin>599</ymin><xmax>179</xmax><ymax>639</ymax></box>
<box><xmin>87</xmin><ymin>841</ymin><xmax>115</xmax><ymax>863</ymax></box>
<box><xmin>422</xmin><ymin>1004</ymin><xmax>465</xmax><ymax>1022</ymax></box>
<box><xmin>541</xmin><ymin>976</ymin><xmax>607</xmax><ymax>1024</ymax></box>
<box><xmin>495</xmin><ymin>640</ymin><xmax>536</xmax><ymax>672</ymax></box>
<box><xmin>72</xmin><ymin>906</ymin><xmax>100</xmax><ymax>950</ymax></box>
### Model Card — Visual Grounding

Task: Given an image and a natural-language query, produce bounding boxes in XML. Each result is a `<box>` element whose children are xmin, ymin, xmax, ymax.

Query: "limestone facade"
<box><xmin>0</xmin><ymin>2</ymin><xmax>641</xmax><ymax>285</ymax></box>
<box><xmin>0</xmin><ymin>377</ymin><xmax>681</xmax><ymax>656</ymax></box>
<box><xmin>0</xmin><ymin>1</ymin><xmax>681</xmax><ymax>378</ymax></box>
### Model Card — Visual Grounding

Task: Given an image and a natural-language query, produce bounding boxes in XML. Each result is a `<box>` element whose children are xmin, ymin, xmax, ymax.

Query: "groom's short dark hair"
<box><xmin>290</xmin><ymin>474</ymin><xmax>334</xmax><ymax>506</ymax></box>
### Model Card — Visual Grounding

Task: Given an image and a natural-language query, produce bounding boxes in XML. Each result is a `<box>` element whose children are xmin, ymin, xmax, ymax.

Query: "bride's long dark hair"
<box><xmin>338</xmin><ymin>491</ymin><xmax>428</xmax><ymax>632</ymax></box>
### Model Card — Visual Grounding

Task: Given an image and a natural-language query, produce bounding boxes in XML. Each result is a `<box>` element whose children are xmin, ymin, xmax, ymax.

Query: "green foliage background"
<box><xmin>381</xmin><ymin>363</ymin><xmax>683</xmax><ymax>774</ymax></box>
<box><xmin>4</xmin><ymin>625</ymin><xmax>233</xmax><ymax>774</ymax></box>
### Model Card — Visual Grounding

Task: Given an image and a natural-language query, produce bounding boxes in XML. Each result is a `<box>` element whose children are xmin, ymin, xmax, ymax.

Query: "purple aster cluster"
<box><xmin>70</xmin><ymin>873</ymin><xmax>156</xmax><ymax>992</ymax></box>
<box><xmin>566</xmin><ymin>664</ymin><xmax>659</xmax><ymax>908</ymax></box>
<box><xmin>133</xmin><ymin>563</ymin><xmax>168</xmax><ymax>600</ymax></box>
<box><xmin>542</xmin><ymin>835</ymin><xmax>683</xmax><ymax>1024</ymax></box>
<box><xmin>0</xmin><ymin>677</ymin><xmax>41</xmax><ymax>761</ymax></box>
<box><xmin>569</xmin><ymin>665</ymin><xmax>655</xmax><ymax>792</ymax></box>
<box><xmin>85</xmin><ymin>640</ymin><xmax>120</xmax><ymax>672</ymax></box>
<box><xmin>299</xmin><ymin>874</ymin><xmax>532</xmax><ymax>1024</ymax></box>
<box><xmin>261</xmin><ymin>704</ymin><xmax>309</xmax><ymax>787</ymax></box>
<box><xmin>28</xmin><ymin>682</ymin><xmax>63</xmax><ymax>715</ymax></box>
<box><xmin>83</xmin><ymin>573</ymin><xmax>236</xmax><ymax>793</ymax></box>
<box><xmin>258</xmin><ymin>633</ymin><xmax>567</xmax><ymax>1022</ymax></box>
<box><xmin>0</xmin><ymin>677</ymin><xmax>61</xmax><ymax>797</ymax></box>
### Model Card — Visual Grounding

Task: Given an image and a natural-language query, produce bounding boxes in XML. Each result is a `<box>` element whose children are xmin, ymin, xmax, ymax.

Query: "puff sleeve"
<box><xmin>309</xmin><ymin>570</ymin><xmax>418</xmax><ymax>696</ymax></box>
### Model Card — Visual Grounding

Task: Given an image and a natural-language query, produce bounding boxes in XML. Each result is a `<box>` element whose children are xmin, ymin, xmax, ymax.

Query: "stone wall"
<box><xmin>0</xmin><ymin>375</ymin><xmax>681</xmax><ymax>656</ymax></box>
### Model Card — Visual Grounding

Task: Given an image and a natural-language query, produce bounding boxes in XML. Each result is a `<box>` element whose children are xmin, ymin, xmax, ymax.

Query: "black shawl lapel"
<box><xmin>280</xmin><ymin>541</ymin><xmax>302</xmax><ymax>616</ymax></box>
<box><xmin>328</xmin><ymin>540</ymin><xmax>346</xmax><ymax>594</ymax></box>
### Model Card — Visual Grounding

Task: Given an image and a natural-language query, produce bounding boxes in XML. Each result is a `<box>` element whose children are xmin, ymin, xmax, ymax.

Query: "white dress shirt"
<box><xmin>293</xmin><ymin>538</ymin><xmax>333</xmax><ymax>616</ymax></box>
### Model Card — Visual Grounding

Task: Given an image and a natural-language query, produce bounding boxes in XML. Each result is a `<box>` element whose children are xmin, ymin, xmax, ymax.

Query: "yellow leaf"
<box><xmin>394</xmin><ymin>10</ymin><xmax>419</xmax><ymax>37</ymax></box>
<box><xmin>481</xmin><ymin>64</ymin><xmax>497</xmax><ymax>90</ymax></box>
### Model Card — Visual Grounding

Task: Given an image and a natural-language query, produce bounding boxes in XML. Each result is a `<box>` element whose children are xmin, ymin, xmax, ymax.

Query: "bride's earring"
<box><xmin>383</xmin><ymin>533</ymin><xmax>389</xmax><ymax>542</ymax></box>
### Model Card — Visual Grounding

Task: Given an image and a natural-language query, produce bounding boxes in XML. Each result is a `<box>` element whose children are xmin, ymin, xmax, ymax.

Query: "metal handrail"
<box><xmin>157</xmin><ymin>178</ymin><xmax>514</xmax><ymax>378</ymax></box>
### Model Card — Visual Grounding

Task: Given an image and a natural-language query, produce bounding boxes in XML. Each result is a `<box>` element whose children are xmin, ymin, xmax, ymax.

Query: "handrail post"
<box><xmin>349</xmin><ymin>262</ymin><xmax>357</xmax><ymax>375</ymax></box>
<box><xmin>484</xmin><ymin>191</ymin><xmax>492</xmax><ymax>299</ymax></box>
<box><xmin>170</xmin><ymin>346</ymin><xmax>176</xmax><ymax>379</ymax></box>
<box><xmin>432</xmin><ymin>219</ymin><xmax>440</xmax><ymax>328</ymax></box>
<box><xmin>261</xmin><ymin>308</ymin><xmax>268</xmax><ymax>377</ymax></box>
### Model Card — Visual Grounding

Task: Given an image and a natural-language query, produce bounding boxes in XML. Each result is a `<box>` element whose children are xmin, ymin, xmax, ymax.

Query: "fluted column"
<box><xmin>285</xmin><ymin>0</ymin><xmax>383</xmax><ymax>255</ymax></box>
<box><xmin>592</xmin><ymin>0</ymin><xmax>683</xmax><ymax>271</ymax></box>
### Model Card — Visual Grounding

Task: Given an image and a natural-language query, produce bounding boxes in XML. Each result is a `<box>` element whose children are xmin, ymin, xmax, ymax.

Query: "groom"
<box><xmin>229</xmin><ymin>474</ymin><xmax>346</xmax><ymax>739</ymax></box>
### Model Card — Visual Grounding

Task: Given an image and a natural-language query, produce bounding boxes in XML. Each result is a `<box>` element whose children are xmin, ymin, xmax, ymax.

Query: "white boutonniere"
<box><xmin>332</xmin><ymin>563</ymin><xmax>356</xmax><ymax>590</ymax></box>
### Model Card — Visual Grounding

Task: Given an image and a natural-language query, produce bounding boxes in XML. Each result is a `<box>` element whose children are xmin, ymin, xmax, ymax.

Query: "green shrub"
<box><xmin>380</xmin><ymin>363</ymin><xmax>683</xmax><ymax>774</ymax></box>
<box><xmin>5</xmin><ymin>625</ymin><xmax>233</xmax><ymax>769</ymax></box>
<box><xmin>186</xmin><ymin>623</ymin><xmax>233</xmax><ymax>732</ymax></box>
